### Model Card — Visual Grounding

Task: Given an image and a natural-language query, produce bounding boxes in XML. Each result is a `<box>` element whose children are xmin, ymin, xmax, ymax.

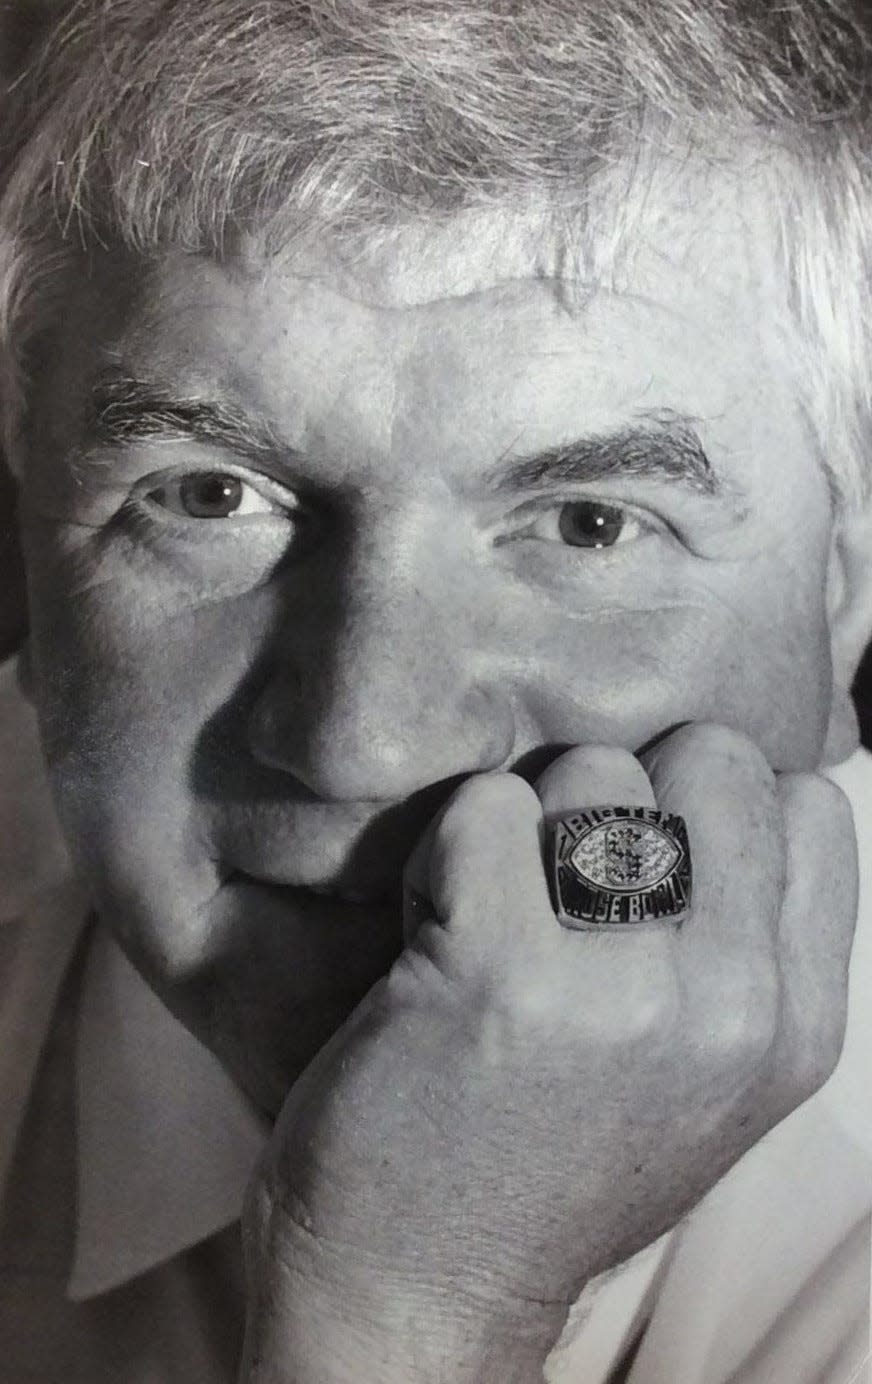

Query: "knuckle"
<box><xmin>588</xmin><ymin>934</ymin><xmax>681</xmax><ymax>1044</ymax></box>
<box><xmin>701</xmin><ymin>964</ymin><xmax>780</xmax><ymax>1069</ymax></box>
<box><xmin>777</xmin><ymin>773</ymin><xmax>857</xmax><ymax>915</ymax></box>
<box><xmin>654</xmin><ymin>722</ymin><xmax>773</xmax><ymax>779</ymax></box>
<box><xmin>538</xmin><ymin>743</ymin><xmax>646</xmax><ymax>790</ymax></box>
<box><xmin>778</xmin><ymin>770</ymin><xmax>854</xmax><ymax>831</ymax></box>
<box><xmin>618</xmin><ymin>968</ymin><xmax>682</xmax><ymax>1044</ymax></box>
<box><xmin>499</xmin><ymin>938</ymin><xmax>680</xmax><ymax>1048</ymax></box>
<box><xmin>434</xmin><ymin>773</ymin><xmax>541</xmax><ymax>867</ymax></box>
<box><xmin>779</xmin><ymin>1041</ymin><xmax>841</xmax><ymax>1109</ymax></box>
<box><xmin>443</xmin><ymin>771</ymin><xmax>540</xmax><ymax>828</ymax></box>
<box><xmin>779</xmin><ymin>987</ymin><xmax>850</xmax><ymax>1102</ymax></box>
<box><xmin>805</xmin><ymin>1022</ymin><xmax>848</xmax><ymax>1090</ymax></box>
<box><xmin>493</xmin><ymin>968</ymin><xmax>566</xmax><ymax>1038</ymax></box>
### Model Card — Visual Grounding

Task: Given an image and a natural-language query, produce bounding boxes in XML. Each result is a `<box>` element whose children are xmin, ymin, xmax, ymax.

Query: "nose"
<box><xmin>247</xmin><ymin>534</ymin><xmax>516</xmax><ymax>802</ymax></box>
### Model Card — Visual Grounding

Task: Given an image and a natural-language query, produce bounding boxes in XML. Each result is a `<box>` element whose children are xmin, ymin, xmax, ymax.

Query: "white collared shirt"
<box><xmin>1</xmin><ymin>653</ymin><xmax>870</xmax><ymax>1383</ymax></box>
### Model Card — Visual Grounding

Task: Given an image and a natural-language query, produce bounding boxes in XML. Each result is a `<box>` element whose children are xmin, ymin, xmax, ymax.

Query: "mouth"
<box><xmin>305</xmin><ymin>880</ymin><xmax>401</xmax><ymax>907</ymax></box>
<box><xmin>226</xmin><ymin>868</ymin><xmax>404</xmax><ymax>913</ymax></box>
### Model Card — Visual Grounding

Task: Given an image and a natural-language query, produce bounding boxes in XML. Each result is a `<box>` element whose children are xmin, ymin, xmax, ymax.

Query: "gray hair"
<box><xmin>2</xmin><ymin>0</ymin><xmax>872</xmax><ymax>502</ymax></box>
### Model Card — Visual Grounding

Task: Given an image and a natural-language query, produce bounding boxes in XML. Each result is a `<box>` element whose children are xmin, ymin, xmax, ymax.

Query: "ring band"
<box><xmin>550</xmin><ymin>806</ymin><xmax>691</xmax><ymax>930</ymax></box>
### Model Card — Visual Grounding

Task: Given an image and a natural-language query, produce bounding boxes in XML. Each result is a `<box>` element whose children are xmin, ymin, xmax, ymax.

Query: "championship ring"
<box><xmin>550</xmin><ymin>806</ymin><xmax>691</xmax><ymax>929</ymax></box>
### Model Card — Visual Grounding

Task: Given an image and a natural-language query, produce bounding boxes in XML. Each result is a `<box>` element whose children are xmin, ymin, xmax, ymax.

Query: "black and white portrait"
<box><xmin>1</xmin><ymin>3</ymin><xmax>871</xmax><ymax>1381</ymax></box>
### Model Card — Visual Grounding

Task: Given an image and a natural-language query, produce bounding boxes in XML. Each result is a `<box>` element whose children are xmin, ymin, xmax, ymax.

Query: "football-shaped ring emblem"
<box><xmin>550</xmin><ymin>807</ymin><xmax>691</xmax><ymax>929</ymax></box>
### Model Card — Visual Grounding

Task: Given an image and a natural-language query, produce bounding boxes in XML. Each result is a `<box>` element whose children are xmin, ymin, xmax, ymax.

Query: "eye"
<box><xmin>557</xmin><ymin>500</ymin><xmax>632</xmax><ymax>548</ymax></box>
<box><xmin>505</xmin><ymin>496</ymin><xmax>658</xmax><ymax>554</ymax></box>
<box><xmin>147</xmin><ymin>471</ymin><xmax>283</xmax><ymax>520</ymax></box>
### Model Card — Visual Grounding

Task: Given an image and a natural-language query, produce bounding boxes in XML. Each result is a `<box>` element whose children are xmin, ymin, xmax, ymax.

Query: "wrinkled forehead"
<box><xmin>236</xmin><ymin>151</ymin><xmax>788</xmax><ymax>315</ymax></box>
<box><xmin>29</xmin><ymin>134</ymin><xmax>794</xmax><ymax>349</ymax></box>
<box><xmin>31</xmin><ymin>150</ymin><xmax>802</xmax><ymax>443</ymax></box>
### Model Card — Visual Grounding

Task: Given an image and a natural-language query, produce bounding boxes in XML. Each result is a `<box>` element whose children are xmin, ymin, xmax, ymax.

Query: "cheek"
<box><xmin>515</xmin><ymin>603</ymin><xmax>721</xmax><ymax>747</ymax></box>
<box><xmin>732</xmin><ymin>603</ymin><xmax>833</xmax><ymax>766</ymax></box>
<box><xmin>25</xmin><ymin>520</ymin><xmax>262</xmax><ymax>731</ymax></box>
<box><xmin>22</xmin><ymin>530</ymin><xmax>267</xmax><ymax>916</ymax></box>
<box><xmin>516</xmin><ymin>584</ymin><xmax>832</xmax><ymax>770</ymax></box>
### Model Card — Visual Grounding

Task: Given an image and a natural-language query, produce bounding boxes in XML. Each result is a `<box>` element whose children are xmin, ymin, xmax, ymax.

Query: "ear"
<box><xmin>823</xmin><ymin>497</ymin><xmax>872</xmax><ymax>764</ymax></box>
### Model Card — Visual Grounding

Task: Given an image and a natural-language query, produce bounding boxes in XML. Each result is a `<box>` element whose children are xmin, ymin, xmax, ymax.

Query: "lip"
<box><xmin>226</xmin><ymin>867</ymin><xmax>403</xmax><ymax>911</ymax></box>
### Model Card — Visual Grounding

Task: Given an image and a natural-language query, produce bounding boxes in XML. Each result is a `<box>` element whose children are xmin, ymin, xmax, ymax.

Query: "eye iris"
<box><xmin>558</xmin><ymin>501</ymin><xmax>624</xmax><ymax>548</ymax></box>
<box><xmin>179</xmin><ymin>473</ymin><xmax>243</xmax><ymax>518</ymax></box>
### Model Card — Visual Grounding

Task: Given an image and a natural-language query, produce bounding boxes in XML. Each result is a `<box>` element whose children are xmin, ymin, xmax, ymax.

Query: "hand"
<box><xmin>240</xmin><ymin>724</ymin><xmax>857</xmax><ymax>1384</ymax></box>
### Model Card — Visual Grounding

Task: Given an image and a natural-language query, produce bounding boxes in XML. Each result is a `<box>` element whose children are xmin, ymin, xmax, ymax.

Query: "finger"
<box><xmin>640</xmin><ymin>722</ymin><xmax>784</xmax><ymax>960</ymax></box>
<box><xmin>535</xmin><ymin>745</ymin><xmax>657</xmax><ymax>825</ymax></box>
<box><xmin>405</xmin><ymin>749</ymin><xmax>657</xmax><ymax>944</ymax></box>
<box><xmin>427</xmin><ymin>772</ymin><xmax>551</xmax><ymax>944</ymax></box>
<box><xmin>775</xmin><ymin>772</ymin><xmax>857</xmax><ymax>1092</ymax></box>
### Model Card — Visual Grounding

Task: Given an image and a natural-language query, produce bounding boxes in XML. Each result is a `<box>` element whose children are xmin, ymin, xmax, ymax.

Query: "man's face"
<box><xmin>19</xmin><ymin>180</ymin><xmax>847</xmax><ymax>1112</ymax></box>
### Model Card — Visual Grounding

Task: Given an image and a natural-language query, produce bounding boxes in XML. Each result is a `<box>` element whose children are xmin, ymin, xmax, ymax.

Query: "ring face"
<box><xmin>551</xmin><ymin>807</ymin><xmax>691</xmax><ymax>929</ymax></box>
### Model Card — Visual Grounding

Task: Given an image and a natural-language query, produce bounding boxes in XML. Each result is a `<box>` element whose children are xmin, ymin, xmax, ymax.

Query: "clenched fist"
<box><xmin>240</xmin><ymin>725</ymin><xmax>857</xmax><ymax>1384</ymax></box>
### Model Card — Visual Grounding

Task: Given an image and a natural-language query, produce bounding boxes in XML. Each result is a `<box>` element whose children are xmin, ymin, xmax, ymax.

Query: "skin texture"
<box><xmin>14</xmin><ymin>168</ymin><xmax>872</xmax><ymax>1375</ymax></box>
<box><xmin>241</xmin><ymin>734</ymin><xmax>856</xmax><ymax>1381</ymax></box>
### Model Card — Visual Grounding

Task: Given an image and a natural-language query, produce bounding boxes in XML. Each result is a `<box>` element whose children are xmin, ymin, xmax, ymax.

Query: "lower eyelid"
<box><xmin>118</xmin><ymin>496</ymin><xmax>294</xmax><ymax>545</ymax></box>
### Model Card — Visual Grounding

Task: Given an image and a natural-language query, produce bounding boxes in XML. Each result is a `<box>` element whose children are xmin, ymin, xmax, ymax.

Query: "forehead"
<box><xmin>42</xmin><ymin>158</ymin><xmax>807</xmax><ymax>495</ymax></box>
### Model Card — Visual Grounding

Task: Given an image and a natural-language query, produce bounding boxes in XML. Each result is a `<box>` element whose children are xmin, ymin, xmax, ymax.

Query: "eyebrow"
<box><xmin>86</xmin><ymin>373</ymin><xmax>281</xmax><ymax>463</ymax></box>
<box><xmin>87</xmin><ymin>375</ymin><xmax>719</xmax><ymax>498</ymax></box>
<box><xmin>486</xmin><ymin>413</ymin><xmax>720</xmax><ymax>497</ymax></box>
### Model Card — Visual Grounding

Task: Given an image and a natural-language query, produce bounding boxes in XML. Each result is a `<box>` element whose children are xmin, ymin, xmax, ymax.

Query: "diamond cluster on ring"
<box><xmin>552</xmin><ymin>807</ymin><xmax>691</xmax><ymax>928</ymax></box>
